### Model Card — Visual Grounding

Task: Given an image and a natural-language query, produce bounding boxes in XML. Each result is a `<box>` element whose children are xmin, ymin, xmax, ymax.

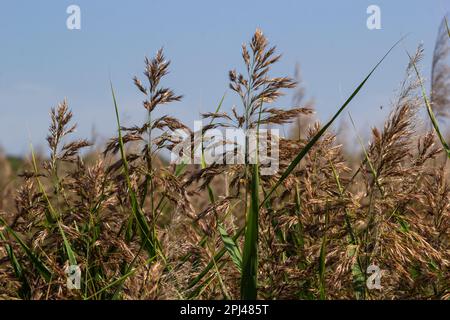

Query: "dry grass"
<box><xmin>0</xmin><ymin>27</ymin><xmax>449</xmax><ymax>300</ymax></box>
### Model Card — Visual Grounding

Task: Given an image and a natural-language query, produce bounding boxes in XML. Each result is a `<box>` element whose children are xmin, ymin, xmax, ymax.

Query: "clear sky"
<box><xmin>0</xmin><ymin>0</ymin><xmax>448</xmax><ymax>155</ymax></box>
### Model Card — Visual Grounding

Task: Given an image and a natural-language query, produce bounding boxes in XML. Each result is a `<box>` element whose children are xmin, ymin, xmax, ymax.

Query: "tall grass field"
<box><xmin>0</xmin><ymin>11</ymin><xmax>449</xmax><ymax>301</ymax></box>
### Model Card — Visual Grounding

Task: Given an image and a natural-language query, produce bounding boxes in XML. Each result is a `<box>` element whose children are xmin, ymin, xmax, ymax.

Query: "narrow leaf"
<box><xmin>240</xmin><ymin>164</ymin><xmax>260</xmax><ymax>300</ymax></box>
<box><xmin>262</xmin><ymin>39</ymin><xmax>404</xmax><ymax>205</ymax></box>
<box><xmin>111</xmin><ymin>83</ymin><xmax>157</xmax><ymax>259</ymax></box>
<box><xmin>218</xmin><ymin>224</ymin><xmax>242</xmax><ymax>272</ymax></box>
<box><xmin>0</xmin><ymin>218</ymin><xmax>52</xmax><ymax>282</ymax></box>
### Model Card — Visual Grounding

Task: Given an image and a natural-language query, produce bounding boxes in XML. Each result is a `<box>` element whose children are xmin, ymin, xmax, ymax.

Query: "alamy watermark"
<box><xmin>367</xmin><ymin>5</ymin><xmax>381</xmax><ymax>30</ymax></box>
<box><xmin>65</xmin><ymin>264</ymin><xmax>81</xmax><ymax>290</ymax></box>
<box><xmin>366</xmin><ymin>263</ymin><xmax>384</xmax><ymax>290</ymax></box>
<box><xmin>66</xmin><ymin>5</ymin><xmax>81</xmax><ymax>30</ymax></box>
<box><xmin>170</xmin><ymin>121</ymin><xmax>280</xmax><ymax>176</ymax></box>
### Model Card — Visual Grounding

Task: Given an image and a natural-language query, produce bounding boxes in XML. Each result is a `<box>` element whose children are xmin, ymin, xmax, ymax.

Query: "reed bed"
<box><xmin>0</xmin><ymin>25</ymin><xmax>449</xmax><ymax>300</ymax></box>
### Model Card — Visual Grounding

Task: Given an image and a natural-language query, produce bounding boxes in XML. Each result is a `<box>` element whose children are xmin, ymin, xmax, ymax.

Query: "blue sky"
<box><xmin>0</xmin><ymin>0</ymin><xmax>448</xmax><ymax>155</ymax></box>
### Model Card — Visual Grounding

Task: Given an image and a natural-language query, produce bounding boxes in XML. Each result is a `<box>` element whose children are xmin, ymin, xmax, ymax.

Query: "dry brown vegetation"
<box><xmin>0</xmin><ymin>25</ymin><xmax>449</xmax><ymax>300</ymax></box>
